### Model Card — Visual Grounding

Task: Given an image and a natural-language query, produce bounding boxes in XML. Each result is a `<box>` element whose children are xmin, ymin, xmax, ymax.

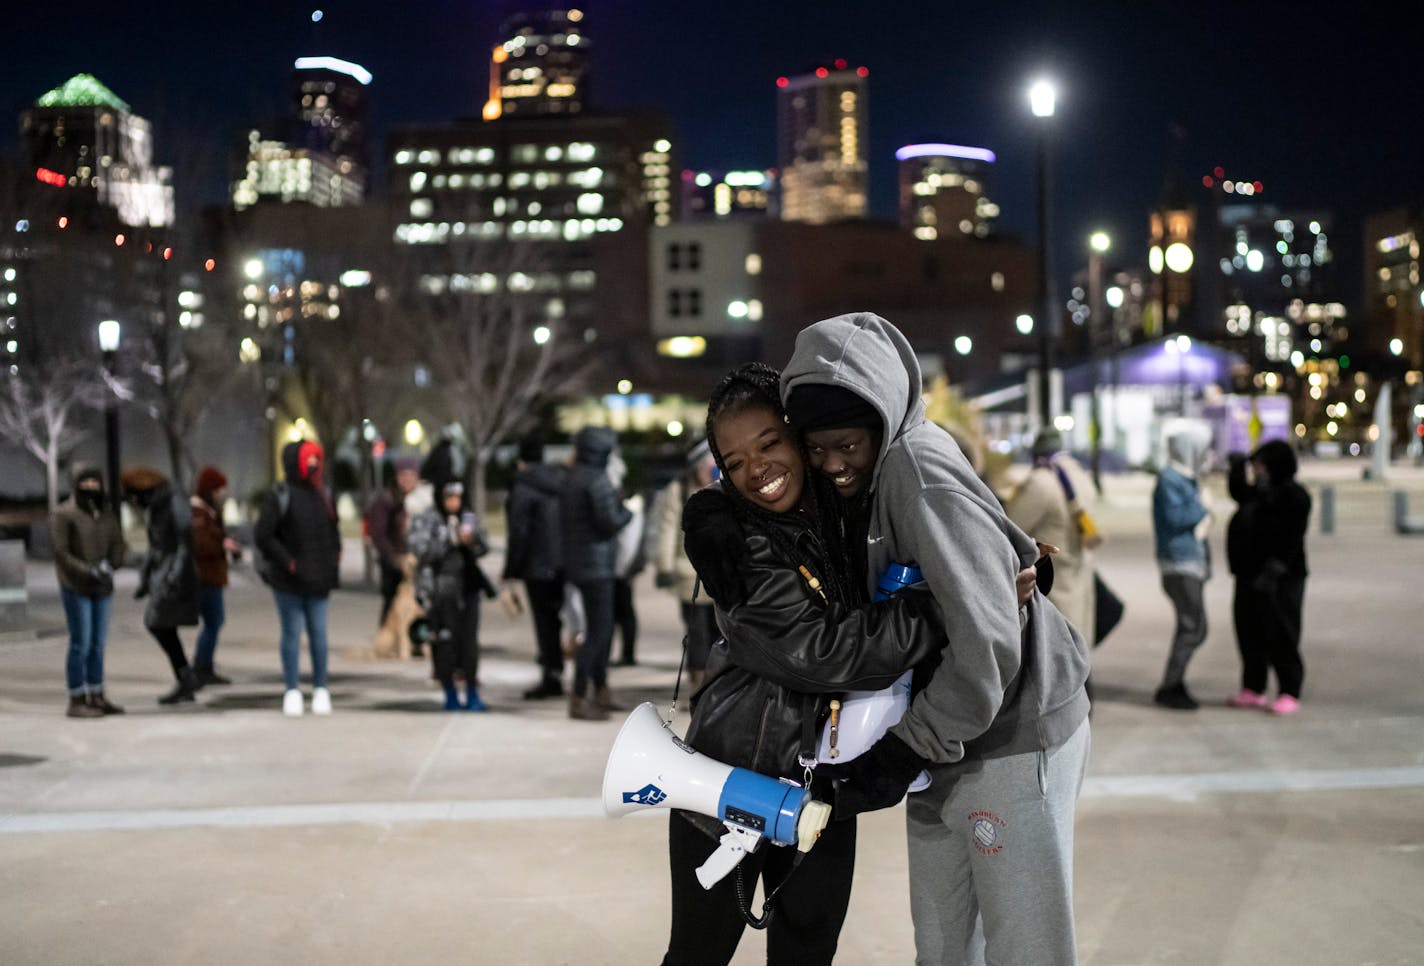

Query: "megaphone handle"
<box><xmin>694</xmin><ymin>824</ymin><xmax>763</xmax><ymax>890</ymax></box>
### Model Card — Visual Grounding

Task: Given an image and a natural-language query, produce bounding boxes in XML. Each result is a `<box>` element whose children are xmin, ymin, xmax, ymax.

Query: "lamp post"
<box><xmin>1029</xmin><ymin>79</ymin><xmax>1058</xmax><ymax>432</ymax></box>
<box><xmin>1087</xmin><ymin>231</ymin><xmax>1110</xmax><ymax>493</ymax></box>
<box><xmin>96</xmin><ymin>320</ymin><xmax>122</xmax><ymax>506</ymax></box>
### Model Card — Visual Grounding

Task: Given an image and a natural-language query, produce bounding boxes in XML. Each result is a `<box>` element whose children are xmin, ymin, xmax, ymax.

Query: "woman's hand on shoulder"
<box><xmin>681</xmin><ymin>486</ymin><xmax>747</xmax><ymax>607</ymax></box>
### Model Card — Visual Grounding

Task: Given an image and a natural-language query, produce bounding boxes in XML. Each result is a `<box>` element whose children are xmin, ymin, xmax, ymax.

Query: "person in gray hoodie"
<box><xmin>782</xmin><ymin>312</ymin><xmax>1092</xmax><ymax>966</ymax></box>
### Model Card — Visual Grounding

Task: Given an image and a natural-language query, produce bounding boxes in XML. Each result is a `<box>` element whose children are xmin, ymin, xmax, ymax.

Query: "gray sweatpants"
<box><xmin>905</xmin><ymin>719</ymin><xmax>1090</xmax><ymax>966</ymax></box>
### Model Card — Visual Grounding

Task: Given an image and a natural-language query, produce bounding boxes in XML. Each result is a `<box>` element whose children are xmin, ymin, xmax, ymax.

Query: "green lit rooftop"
<box><xmin>35</xmin><ymin>74</ymin><xmax>131</xmax><ymax>112</ymax></box>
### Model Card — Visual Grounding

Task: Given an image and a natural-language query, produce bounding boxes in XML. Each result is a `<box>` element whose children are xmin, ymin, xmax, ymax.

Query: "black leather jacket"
<box><xmin>684</xmin><ymin>505</ymin><xmax>946</xmax><ymax>791</ymax></box>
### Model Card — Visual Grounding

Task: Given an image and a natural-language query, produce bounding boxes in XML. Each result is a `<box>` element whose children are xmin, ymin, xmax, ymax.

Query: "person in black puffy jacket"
<box><xmin>1225</xmin><ymin>439</ymin><xmax>1312</xmax><ymax>714</ymax></box>
<box><xmin>503</xmin><ymin>435</ymin><xmax>568</xmax><ymax>700</ymax></box>
<box><xmin>662</xmin><ymin>363</ymin><xmax>948</xmax><ymax>966</ymax></box>
<box><xmin>122</xmin><ymin>466</ymin><xmax>201</xmax><ymax>707</ymax></box>
<box><xmin>256</xmin><ymin>440</ymin><xmax>342</xmax><ymax>717</ymax></box>
<box><xmin>559</xmin><ymin>426</ymin><xmax>633</xmax><ymax>720</ymax></box>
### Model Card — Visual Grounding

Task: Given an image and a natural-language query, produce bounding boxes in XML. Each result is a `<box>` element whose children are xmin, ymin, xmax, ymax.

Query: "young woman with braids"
<box><xmin>661</xmin><ymin>363</ymin><xmax>949</xmax><ymax>966</ymax></box>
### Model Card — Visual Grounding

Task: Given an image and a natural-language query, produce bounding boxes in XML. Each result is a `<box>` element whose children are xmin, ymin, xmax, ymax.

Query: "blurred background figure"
<box><xmin>607</xmin><ymin>452</ymin><xmax>647</xmax><ymax>667</ymax></box>
<box><xmin>653</xmin><ymin>437</ymin><xmax>718</xmax><ymax>696</ymax></box>
<box><xmin>1007</xmin><ymin>429</ymin><xmax>1099</xmax><ymax>642</ymax></box>
<box><xmin>122</xmin><ymin>466</ymin><xmax>201</xmax><ymax>706</ymax></box>
<box><xmin>559</xmin><ymin>426</ymin><xmax>632</xmax><ymax>721</ymax></box>
<box><xmin>50</xmin><ymin>467</ymin><xmax>127</xmax><ymax>718</ymax></box>
<box><xmin>410</xmin><ymin>480</ymin><xmax>496</xmax><ymax>711</ymax></box>
<box><xmin>1151</xmin><ymin>431</ymin><xmax>1212</xmax><ymax>710</ymax></box>
<box><xmin>1226</xmin><ymin>441</ymin><xmax>1313</xmax><ymax>715</ymax></box>
<box><xmin>191</xmin><ymin>465</ymin><xmax>239</xmax><ymax>687</ymax></box>
<box><xmin>256</xmin><ymin>441</ymin><xmax>341</xmax><ymax>717</ymax></box>
<box><xmin>503</xmin><ymin>435</ymin><xmax>567</xmax><ymax>700</ymax></box>
<box><xmin>366</xmin><ymin>457</ymin><xmax>419</xmax><ymax>632</ymax></box>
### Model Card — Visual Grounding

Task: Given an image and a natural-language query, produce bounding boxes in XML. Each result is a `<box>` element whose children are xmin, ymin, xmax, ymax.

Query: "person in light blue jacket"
<box><xmin>1151</xmin><ymin>431</ymin><xmax>1212</xmax><ymax>710</ymax></box>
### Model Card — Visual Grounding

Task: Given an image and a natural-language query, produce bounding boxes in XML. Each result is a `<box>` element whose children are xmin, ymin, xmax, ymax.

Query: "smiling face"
<box><xmin>803</xmin><ymin>426</ymin><xmax>882</xmax><ymax>499</ymax></box>
<box><xmin>712</xmin><ymin>404</ymin><xmax>806</xmax><ymax>514</ymax></box>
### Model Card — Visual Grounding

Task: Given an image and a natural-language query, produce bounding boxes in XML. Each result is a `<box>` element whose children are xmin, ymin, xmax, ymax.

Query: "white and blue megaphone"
<box><xmin>603</xmin><ymin>702</ymin><xmax>833</xmax><ymax>889</ymax></box>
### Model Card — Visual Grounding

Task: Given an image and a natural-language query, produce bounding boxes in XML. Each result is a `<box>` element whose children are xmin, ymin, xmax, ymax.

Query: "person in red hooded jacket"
<box><xmin>255</xmin><ymin>440</ymin><xmax>342</xmax><ymax>717</ymax></box>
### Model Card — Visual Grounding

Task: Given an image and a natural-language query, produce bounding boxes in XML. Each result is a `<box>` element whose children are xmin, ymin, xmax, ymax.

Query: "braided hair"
<box><xmin>704</xmin><ymin>363</ymin><xmax>857</xmax><ymax>607</ymax></box>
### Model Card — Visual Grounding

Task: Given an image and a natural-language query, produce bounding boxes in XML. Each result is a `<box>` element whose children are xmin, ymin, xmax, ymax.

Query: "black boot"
<box><xmin>88</xmin><ymin>690</ymin><xmax>125</xmax><ymax>715</ymax></box>
<box><xmin>194</xmin><ymin>666</ymin><xmax>232</xmax><ymax>687</ymax></box>
<box><xmin>67</xmin><ymin>695</ymin><xmax>104</xmax><ymax>718</ymax></box>
<box><xmin>158</xmin><ymin>667</ymin><xmax>199</xmax><ymax>705</ymax></box>
<box><xmin>1153</xmin><ymin>682</ymin><xmax>1200</xmax><ymax>711</ymax></box>
<box><xmin>523</xmin><ymin>673</ymin><xmax>565</xmax><ymax>700</ymax></box>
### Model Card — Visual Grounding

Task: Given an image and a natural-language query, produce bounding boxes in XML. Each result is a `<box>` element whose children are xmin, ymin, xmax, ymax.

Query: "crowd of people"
<box><xmin>43</xmin><ymin>309</ymin><xmax>1320</xmax><ymax>962</ymax></box>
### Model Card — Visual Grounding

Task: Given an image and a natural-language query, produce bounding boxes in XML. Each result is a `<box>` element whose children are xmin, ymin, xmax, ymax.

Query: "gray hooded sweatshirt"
<box><xmin>782</xmin><ymin>312</ymin><xmax>1091</xmax><ymax>764</ymax></box>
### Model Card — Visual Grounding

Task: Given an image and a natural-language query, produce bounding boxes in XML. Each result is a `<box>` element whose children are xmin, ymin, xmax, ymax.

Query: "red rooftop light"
<box><xmin>35</xmin><ymin>167</ymin><xmax>66</xmax><ymax>187</ymax></box>
<box><xmin>775</xmin><ymin>76</ymin><xmax>789</xmax><ymax>88</ymax></box>
<box><xmin>204</xmin><ymin>258</ymin><xmax>216</xmax><ymax>272</ymax></box>
<box><xmin>114</xmin><ymin>234</ymin><xmax>125</xmax><ymax>247</ymax></box>
<box><xmin>833</xmin><ymin>58</ymin><xmax>847</xmax><ymax>70</ymax></box>
<box><xmin>1202</xmin><ymin>175</ymin><xmax>1214</xmax><ymax>187</ymax></box>
<box><xmin>856</xmin><ymin>66</ymin><xmax>869</xmax><ymax>77</ymax></box>
<box><xmin>1252</xmin><ymin>181</ymin><xmax>1263</xmax><ymax>193</ymax></box>
<box><xmin>815</xmin><ymin>67</ymin><xmax>829</xmax><ymax>78</ymax></box>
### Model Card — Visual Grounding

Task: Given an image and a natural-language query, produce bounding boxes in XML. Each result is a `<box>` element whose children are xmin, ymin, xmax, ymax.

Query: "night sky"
<box><xmin>5</xmin><ymin>1</ymin><xmax>1417</xmax><ymax>310</ymax></box>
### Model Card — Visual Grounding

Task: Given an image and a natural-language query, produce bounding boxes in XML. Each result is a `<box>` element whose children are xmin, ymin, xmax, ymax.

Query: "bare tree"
<box><xmin>411</xmin><ymin>244</ymin><xmax>593</xmax><ymax>512</ymax></box>
<box><xmin>0</xmin><ymin>360</ymin><xmax>106</xmax><ymax>509</ymax></box>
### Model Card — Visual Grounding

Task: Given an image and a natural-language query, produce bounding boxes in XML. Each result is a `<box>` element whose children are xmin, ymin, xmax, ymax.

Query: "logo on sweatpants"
<box><xmin>969</xmin><ymin>810</ymin><xmax>1006</xmax><ymax>855</ymax></box>
<box><xmin>623</xmin><ymin>783</ymin><xmax>667</xmax><ymax>805</ymax></box>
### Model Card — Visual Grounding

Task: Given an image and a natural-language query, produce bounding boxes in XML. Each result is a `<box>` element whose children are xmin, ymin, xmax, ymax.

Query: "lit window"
<box><xmin>745</xmin><ymin>254</ymin><xmax>762</xmax><ymax>275</ymax></box>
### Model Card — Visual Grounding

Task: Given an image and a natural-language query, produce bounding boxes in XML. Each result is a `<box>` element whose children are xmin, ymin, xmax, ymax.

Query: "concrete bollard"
<box><xmin>1394</xmin><ymin>491</ymin><xmax>1424</xmax><ymax>535</ymax></box>
<box><xmin>0</xmin><ymin>539</ymin><xmax>28</xmax><ymax>630</ymax></box>
<box><xmin>1319</xmin><ymin>485</ymin><xmax>1334</xmax><ymax>535</ymax></box>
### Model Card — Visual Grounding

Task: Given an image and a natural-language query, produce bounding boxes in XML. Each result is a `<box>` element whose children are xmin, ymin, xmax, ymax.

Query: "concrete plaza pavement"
<box><xmin>2</xmin><ymin>462</ymin><xmax>1423</xmax><ymax>965</ymax></box>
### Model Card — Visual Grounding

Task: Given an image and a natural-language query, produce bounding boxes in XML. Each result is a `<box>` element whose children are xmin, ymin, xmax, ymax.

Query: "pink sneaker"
<box><xmin>1269</xmin><ymin>694</ymin><xmax>1301</xmax><ymax>715</ymax></box>
<box><xmin>1227</xmin><ymin>689</ymin><xmax>1268</xmax><ymax>709</ymax></box>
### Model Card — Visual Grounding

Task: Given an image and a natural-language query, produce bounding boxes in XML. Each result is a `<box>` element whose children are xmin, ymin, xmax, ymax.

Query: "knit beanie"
<box><xmin>784</xmin><ymin>384</ymin><xmax>882</xmax><ymax>435</ymax></box>
<box><xmin>195</xmin><ymin>466</ymin><xmax>227</xmax><ymax>501</ymax></box>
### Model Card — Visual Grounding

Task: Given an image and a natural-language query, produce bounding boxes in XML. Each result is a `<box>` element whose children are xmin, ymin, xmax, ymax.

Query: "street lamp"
<box><xmin>1087</xmin><ymin>232</ymin><xmax>1110</xmax><ymax>493</ymax></box>
<box><xmin>96</xmin><ymin>320</ymin><xmax>122</xmax><ymax>508</ymax></box>
<box><xmin>1029</xmin><ymin>77</ymin><xmax>1058</xmax><ymax>431</ymax></box>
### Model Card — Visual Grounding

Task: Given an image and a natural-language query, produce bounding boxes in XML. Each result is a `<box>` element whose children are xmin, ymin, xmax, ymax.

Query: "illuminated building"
<box><xmin>231</xmin><ymin>132</ymin><xmax>365</xmax><ymax>210</ymax></box>
<box><xmin>291</xmin><ymin>56</ymin><xmax>370</xmax><ymax>175</ymax></box>
<box><xmin>484</xmin><ymin>9</ymin><xmax>590</xmax><ymax>120</ymax></box>
<box><xmin>681</xmin><ymin>169</ymin><xmax>778</xmax><ymax>221</ymax></box>
<box><xmin>896</xmin><ymin>143</ymin><xmax>998</xmax><ymax>240</ymax></box>
<box><xmin>776</xmin><ymin>61</ymin><xmax>868</xmax><ymax>224</ymax></box>
<box><xmin>20</xmin><ymin>73</ymin><xmax>173</xmax><ymax>227</ymax></box>
<box><xmin>387</xmin><ymin>113</ymin><xmax>673</xmax><ymax>353</ymax></box>
<box><xmin>1364</xmin><ymin>206</ymin><xmax>1423</xmax><ymax>366</ymax></box>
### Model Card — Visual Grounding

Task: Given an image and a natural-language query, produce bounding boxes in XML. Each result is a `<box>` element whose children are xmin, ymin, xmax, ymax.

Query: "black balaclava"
<box><xmin>74</xmin><ymin>469</ymin><xmax>105</xmax><ymax>514</ymax></box>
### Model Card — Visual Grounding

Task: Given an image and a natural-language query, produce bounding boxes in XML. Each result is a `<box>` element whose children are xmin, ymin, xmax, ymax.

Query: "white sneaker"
<box><xmin>282</xmin><ymin>688</ymin><xmax>304</xmax><ymax>717</ymax></box>
<box><xmin>311</xmin><ymin>687</ymin><xmax>332</xmax><ymax>716</ymax></box>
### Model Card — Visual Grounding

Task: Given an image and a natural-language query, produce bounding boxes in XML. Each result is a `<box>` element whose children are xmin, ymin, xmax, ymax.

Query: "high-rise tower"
<box><xmin>896</xmin><ymin>143</ymin><xmax>998</xmax><ymax>240</ymax></box>
<box><xmin>20</xmin><ymin>73</ymin><xmax>173</xmax><ymax>227</ymax></box>
<box><xmin>484</xmin><ymin>8</ymin><xmax>591</xmax><ymax>121</ymax></box>
<box><xmin>776</xmin><ymin>61</ymin><xmax>868</xmax><ymax>224</ymax></box>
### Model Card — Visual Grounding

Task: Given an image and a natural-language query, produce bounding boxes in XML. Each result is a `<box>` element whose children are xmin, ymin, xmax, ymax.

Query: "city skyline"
<box><xmin>4</xmin><ymin>1</ymin><xmax>1418</xmax><ymax>309</ymax></box>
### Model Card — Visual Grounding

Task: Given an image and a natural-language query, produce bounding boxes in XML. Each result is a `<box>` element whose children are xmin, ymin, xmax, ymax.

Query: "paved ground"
<box><xmin>2</xmin><ymin>460</ymin><xmax>1423</xmax><ymax>965</ymax></box>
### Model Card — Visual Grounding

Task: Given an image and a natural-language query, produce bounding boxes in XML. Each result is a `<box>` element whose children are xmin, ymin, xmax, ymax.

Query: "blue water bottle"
<box><xmin>875</xmin><ymin>563</ymin><xmax>923</xmax><ymax>601</ymax></box>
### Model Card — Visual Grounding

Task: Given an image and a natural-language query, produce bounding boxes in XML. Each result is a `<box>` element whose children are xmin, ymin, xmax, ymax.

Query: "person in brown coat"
<box><xmin>51</xmin><ymin>467</ymin><xmax>128</xmax><ymax>717</ymax></box>
<box><xmin>191</xmin><ymin>466</ymin><xmax>238</xmax><ymax>686</ymax></box>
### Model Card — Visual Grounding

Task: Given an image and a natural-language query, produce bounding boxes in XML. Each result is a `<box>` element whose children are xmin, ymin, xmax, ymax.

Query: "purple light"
<box><xmin>896</xmin><ymin>143</ymin><xmax>996</xmax><ymax>164</ymax></box>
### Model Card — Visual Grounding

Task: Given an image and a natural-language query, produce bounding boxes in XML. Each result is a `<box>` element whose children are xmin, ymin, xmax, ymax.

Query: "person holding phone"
<box><xmin>410</xmin><ymin>480</ymin><xmax>497</xmax><ymax>710</ymax></box>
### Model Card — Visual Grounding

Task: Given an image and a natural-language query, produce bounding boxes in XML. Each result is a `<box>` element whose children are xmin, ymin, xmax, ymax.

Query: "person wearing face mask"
<box><xmin>1225</xmin><ymin>440</ymin><xmax>1312</xmax><ymax>715</ymax></box>
<box><xmin>255</xmin><ymin>440</ymin><xmax>342</xmax><ymax>717</ymax></box>
<box><xmin>409</xmin><ymin>480</ymin><xmax>496</xmax><ymax>711</ymax></box>
<box><xmin>122</xmin><ymin>466</ymin><xmax>202</xmax><ymax>706</ymax></box>
<box><xmin>50</xmin><ymin>467</ymin><xmax>128</xmax><ymax>717</ymax></box>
